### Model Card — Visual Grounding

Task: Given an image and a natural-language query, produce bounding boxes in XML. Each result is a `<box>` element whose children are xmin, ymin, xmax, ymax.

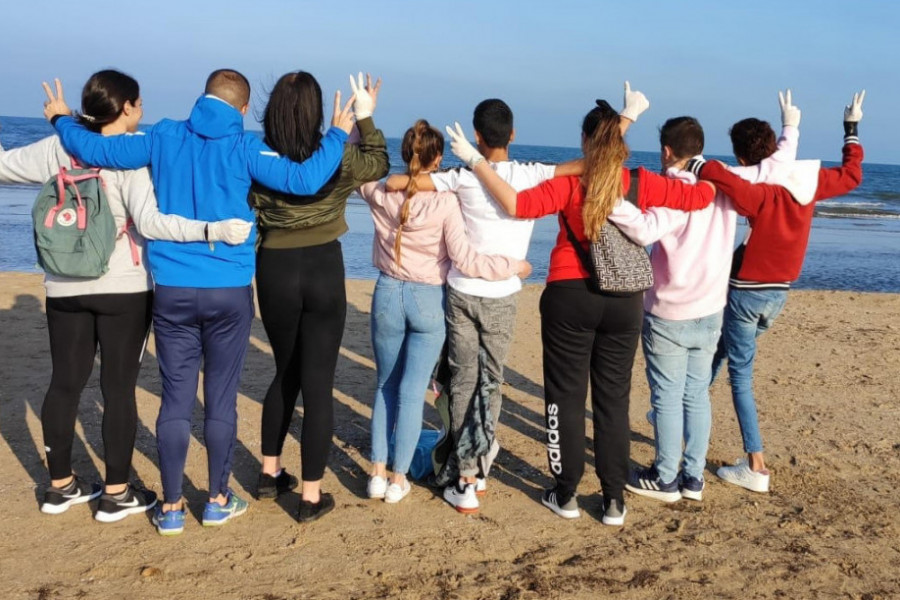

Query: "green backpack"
<box><xmin>32</xmin><ymin>165</ymin><xmax>121</xmax><ymax>278</ymax></box>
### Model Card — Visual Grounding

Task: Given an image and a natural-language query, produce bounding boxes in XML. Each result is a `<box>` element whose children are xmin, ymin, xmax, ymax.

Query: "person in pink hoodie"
<box><xmin>608</xmin><ymin>91</ymin><xmax>801</xmax><ymax>503</ymax></box>
<box><xmin>357</xmin><ymin>120</ymin><xmax>530</xmax><ymax>504</ymax></box>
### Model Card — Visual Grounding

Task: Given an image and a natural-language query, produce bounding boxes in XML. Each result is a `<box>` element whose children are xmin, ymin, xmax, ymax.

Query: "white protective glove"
<box><xmin>779</xmin><ymin>89</ymin><xmax>801</xmax><ymax>128</ymax></box>
<box><xmin>206</xmin><ymin>219</ymin><xmax>253</xmax><ymax>245</ymax></box>
<box><xmin>843</xmin><ymin>89</ymin><xmax>865</xmax><ymax>140</ymax></box>
<box><xmin>349</xmin><ymin>72</ymin><xmax>374</xmax><ymax>120</ymax></box>
<box><xmin>445</xmin><ymin>122</ymin><xmax>485</xmax><ymax>168</ymax></box>
<box><xmin>620</xmin><ymin>81</ymin><xmax>650</xmax><ymax>122</ymax></box>
<box><xmin>844</xmin><ymin>90</ymin><xmax>865</xmax><ymax>122</ymax></box>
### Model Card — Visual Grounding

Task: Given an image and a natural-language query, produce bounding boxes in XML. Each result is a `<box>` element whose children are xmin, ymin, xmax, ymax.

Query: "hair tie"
<box><xmin>81</xmin><ymin>114</ymin><xmax>97</xmax><ymax>123</ymax></box>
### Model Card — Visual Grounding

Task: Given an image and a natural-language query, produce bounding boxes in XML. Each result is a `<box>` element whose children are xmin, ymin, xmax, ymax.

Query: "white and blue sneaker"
<box><xmin>202</xmin><ymin>490</ymin><xmax>248</xmax><ymax>527</ymax></box>
<box><xmin>680</xmin><ymin>474</ymin><xmax>705</xmax><ymax>501</ymax></box>
<box><xmin>625</xmin><ymin>465</ymin><xmax>682</xmax><ymax>503</ymax></box>
<box><xmin>152</xmin><ymin>504</ymin><xmax>186</xmax><ymax>536</ymax></box>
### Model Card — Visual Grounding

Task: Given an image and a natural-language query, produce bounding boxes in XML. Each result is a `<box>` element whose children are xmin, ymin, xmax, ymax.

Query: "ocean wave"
<box><xmin>817</xmin><ymin>200</ymin><xmax>886</xmax><ymax>208</ymax></box>
<box><xmin>815</xmin><ymin>208</ymin><xmax>900</xmax><ymax>220</ymax></box>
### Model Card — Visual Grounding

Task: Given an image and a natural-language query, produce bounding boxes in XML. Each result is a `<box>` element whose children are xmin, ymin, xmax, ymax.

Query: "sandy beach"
<box><xmin>0</xmin><ymin>272</ymin><xmax>898</xmax><ymax>600</ymax></box>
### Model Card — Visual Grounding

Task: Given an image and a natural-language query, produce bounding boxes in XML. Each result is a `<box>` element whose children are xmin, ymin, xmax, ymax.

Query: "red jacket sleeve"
<box><xmin>637</xmin><ymin>167</ymin><xmax>715</xmax><ymax>212</ymax></box>
<box><xmin>813</xmin><ymin>143</ymin><xmax>864</xmax><ymax>202</ymax></box>
<box><xmin>515</xmin><ymin>175</ymin><xmax>578</xmax><ymax>219</ymax></box>
<box><xmin>697</xmin><ymin>160</ymin><xmax>779</xmax><ymax>218</ymax></box>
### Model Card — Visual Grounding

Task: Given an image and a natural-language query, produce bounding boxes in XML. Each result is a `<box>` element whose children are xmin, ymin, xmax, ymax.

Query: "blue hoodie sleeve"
<box><xmin>53</xmin><ymin>116</ymin><xmax>152</xmax><ymax>169</ymax></box>
<box><xmin>246</xmin><ymin>127</ymin><xmax>348</xmax><ymax>195</ymax></box>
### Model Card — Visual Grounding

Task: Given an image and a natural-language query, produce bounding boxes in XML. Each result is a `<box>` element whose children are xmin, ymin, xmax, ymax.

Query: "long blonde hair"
<box><xmin>580</xmin><ymin>100</ymin><xmax>629</xmax><ymax>241</ymax></box>
<box><xmin>394</xmin><ymin>120</ymin><xmax>444</xmax><ymax>266</ymax></box>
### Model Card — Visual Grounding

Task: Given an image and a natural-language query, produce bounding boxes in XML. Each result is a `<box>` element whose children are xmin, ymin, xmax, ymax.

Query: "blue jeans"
<box><xmin>710</xmin><ymin>288</ymin><xmax>788</xmax><ymax>454</ymax></box>
<box><xmin>643</xmin><ymin>311</ymin><xmax>722</xmax><ymax>483</ymax></box>
<box><xmin>370</xmin><ymin>274</ymin><xmax>446</xmax><ymax>475</ymax></box>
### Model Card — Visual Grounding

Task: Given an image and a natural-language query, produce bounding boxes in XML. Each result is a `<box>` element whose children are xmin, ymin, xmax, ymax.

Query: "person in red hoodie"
<box><xmin>685</xmin><ymin>91</ymin><xmax>865</xmax><ymax>493</ymax></box>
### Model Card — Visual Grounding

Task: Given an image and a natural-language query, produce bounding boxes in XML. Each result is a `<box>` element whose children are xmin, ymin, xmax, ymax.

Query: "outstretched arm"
<box><xmin>248</xmin><ymin>91</ymin><xmax>354</xmax><ymax>195</ymax></box>
<box><xmin>386</xmin><ymin>172</ymin><xmax>436</xmax><ymax>192</ymax></box>
<box><xmin>814</xmin><ymin>90</ymin><xmax>866</xmax><ymax>201</ymax></box>
<box><xmin>122</xmin><ymin>168</ymin><xmax>252</xmax><ymax>245</ymax></box>
<box><xmin>636</xmin><ymin>168</ymin><xmax>716</xmax><ymax>212</ymax></box>
<box><xmin>44</xmin><ymin>78</ymin><xmax>153</xmax><ymax>169</ymax></box>
<box><xmin>0</xmin><ymin>135</ymin><xmax>70</xmax><ymax>183</ymax></box>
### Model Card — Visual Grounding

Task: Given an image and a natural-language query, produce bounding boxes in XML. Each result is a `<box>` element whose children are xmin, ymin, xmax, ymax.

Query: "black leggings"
<box><xmin>257</xmin><ymin>242</ymin><xmax>346</xmax><ymax>481</ymax></box>
<box><xmin>539</xmin><ymin>280</ymin><xmax>643</xmax><ymax>504</ymax></box>
<box><xmin>43</xmin><ymin>291</ymin><xmax>152</xmax><ymax>485</ymax></box>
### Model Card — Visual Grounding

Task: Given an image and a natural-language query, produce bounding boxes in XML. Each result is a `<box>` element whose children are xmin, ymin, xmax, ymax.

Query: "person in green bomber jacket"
<box><xmin>248</xmin><ymin>72</ymin><xmax>389</xmax><ymax>522</ymax></box>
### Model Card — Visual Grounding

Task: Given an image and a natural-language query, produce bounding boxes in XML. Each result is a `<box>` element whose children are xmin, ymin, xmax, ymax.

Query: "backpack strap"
<box><xmin>624</xmin><ymin>168</ymin><xmax>640</xmax><ymax>207</ymax></box>
<box><xmin>119</xmin><ymin>218</ymin><xmax>141</xmax><ymax>266</ymax></box>
<box><xmin>558</xmin><ymin>211</ymin><xmax>596</xmax><ymax>279</ymax></box>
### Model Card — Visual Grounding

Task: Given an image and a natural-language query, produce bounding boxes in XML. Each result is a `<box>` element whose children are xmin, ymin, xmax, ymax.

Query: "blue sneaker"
<box><xmin>625</xmin><ymin>464</ymin><xmax>682</xmax><ymax>503</ymax></box>
<box><xmin>152</xmin><ymin>504</ymin><xmax>185</xmax><ymax>536</ymax></box>
<box><xmin>681</xmin><ymin>474</ymin><xmax>705</xmax><ymax>501</ymax></box>
<box><xmin>202</xmin><ymin>491</ymin><xmax>248</xmax><ymax>526</ymax></box>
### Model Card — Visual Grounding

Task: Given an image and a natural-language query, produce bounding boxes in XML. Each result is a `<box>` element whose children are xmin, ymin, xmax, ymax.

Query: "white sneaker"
<box><xmin>367</xmin><ymin>476</ymin><xmax>387</xmax><ymax>499</ymax></box>
<box><xmin>716</xmin><ymin>459</ymin><xmax>770</xmax><ymax>493</ymax></box>
<box><xmin>384</xmin><ymin>480</ymin><xmax>411</xmax><ymax>504</ymax></box>
<box><xmin>475</xmin><ymin>477</ymin><xmax>487</xmax><ymax>497</ymax></box>
<box><xmin>443</xmin><ymin>482</ymin><xmax>479</xmax><ymax>514</ymax></box>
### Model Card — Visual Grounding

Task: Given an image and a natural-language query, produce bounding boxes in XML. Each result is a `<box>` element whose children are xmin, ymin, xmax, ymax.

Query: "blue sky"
<box><xmin>1</xmin><ymin>0</ymin><xmax>897</xmax><ymax>163</ymax></box>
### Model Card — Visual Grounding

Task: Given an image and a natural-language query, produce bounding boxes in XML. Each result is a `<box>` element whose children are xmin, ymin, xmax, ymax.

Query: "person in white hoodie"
<box><xmin>0</xmin><ymin>69</ymin><xmax>250</xmax><ymax>522</ymax></box>
<box><xmin>609</xmin><ymin>90</ymin><xmax>801</xmax><ymax>503</ymax></box>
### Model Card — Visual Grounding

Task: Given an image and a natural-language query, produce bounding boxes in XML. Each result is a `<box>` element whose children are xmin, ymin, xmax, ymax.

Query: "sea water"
<box><xmin>2</xmin><ymin>116</ymin><xmax>898</xmax><ymax>292</ymax></box>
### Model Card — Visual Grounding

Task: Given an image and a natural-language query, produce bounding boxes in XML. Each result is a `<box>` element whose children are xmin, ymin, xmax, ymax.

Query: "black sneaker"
<box><xmin>95</xmin><ymin>485</ymin><xmax>158</xmax><ymax>523</ymax></box>
<box><xmin>601</xmin><ymin>497</ymin><xmax>627</xmax><ymax>526</ymax></box>
<box><xmin>40</xmin><ymin>476</ymin><xmax>101</xmax><ymax>514</ymax></box>
<box><xmin>297</xmin><ymin>492</ymin><xmax>335</xmax><ymax>523</ymax></box>
<box><xmin>257</xmin><ymin>470</ymin><xmax>299</xmax><ymax>499</ymax></box>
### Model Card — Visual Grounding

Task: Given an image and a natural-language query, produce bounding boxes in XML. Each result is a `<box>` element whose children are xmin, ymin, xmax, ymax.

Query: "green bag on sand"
<box><xmin>32</xmin><ymin>165</ymin><xmax>119</xmax><ymax>278</ymax></box>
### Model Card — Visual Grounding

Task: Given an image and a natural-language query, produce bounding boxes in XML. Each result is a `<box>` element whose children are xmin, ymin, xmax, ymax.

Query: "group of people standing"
<box><xmin>0</xmin><ymin>65</ymin><xmax>863</xmax><ymax>534</ymax></box>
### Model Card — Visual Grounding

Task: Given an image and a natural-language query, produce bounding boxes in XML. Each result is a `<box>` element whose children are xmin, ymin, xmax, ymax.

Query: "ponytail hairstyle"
<box><xmin>580</xmin><ymin>99</ymin><xmax>629</xmax><ymax>241</ymax></box>
<box><xmin>262</xmin><ymin>71</ymin><xmax>324</xmax><ymax>163</ymax></box>
<box><xmin>394</xmin><ymin>119</ymin><xmax>444</xmax><ymax>266</ymax></box>
<box><xmin>76</xmin><ymin>70</ymin><xmax>141</xmax><ymax>133</ymax></box>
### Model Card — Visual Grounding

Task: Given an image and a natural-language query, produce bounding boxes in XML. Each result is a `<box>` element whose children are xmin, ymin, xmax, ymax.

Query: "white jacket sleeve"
<box><xmin>0</xmin><ymin>135</ymin><xmax>70</xmax><ymax>184</ymax></box>
<box><xmin>120</xmin><ymin>168</ymin><xmax>207</xmax><ymax>241</ymax></box>
<box><xmin>608</xmin><ymin>200</ymin><xmax>687</xmax><ymax>247</ymax></box>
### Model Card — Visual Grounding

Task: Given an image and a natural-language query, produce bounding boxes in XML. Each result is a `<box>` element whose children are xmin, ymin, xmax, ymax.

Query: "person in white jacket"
<box><xmin>608</xmin><ymin>90</ymin><xmax>801</xmax><ymax>501</ymax></box>
<box><xmin>0</xmin><ymin>69</ymin><xmax>250</xmax><ymax>522</ymax></box>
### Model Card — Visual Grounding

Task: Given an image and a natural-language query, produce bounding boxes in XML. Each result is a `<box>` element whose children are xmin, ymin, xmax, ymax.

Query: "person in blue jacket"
<box><xmin>42</xmin><ymin>69</ymin><xmax>356</xmax><ymax>535</ymax></box>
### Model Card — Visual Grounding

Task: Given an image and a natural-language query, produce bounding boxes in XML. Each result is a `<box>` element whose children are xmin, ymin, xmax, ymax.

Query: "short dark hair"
<box><xmin>729</xmin><ymin>118</ymin><xmax>777</xmax><ymax>166</ymax></box>
<box><xmin>205</xmin><ymin>69</ymin><xmax>251</xmax><ymax>109</ymax></box>
<box><xmin>77</xmin><ymin>70</ymin><xmax>140</xmax><ymax>133</ymax></box>
<box><xmin>659</xmin><ymin>116</ymin><xmax>704</xmax><ymax>159</ymax></box>
<box><xmin>262</xmin><ymin>71</ymin><xmax>323</xmax><ymax>164</ymax></box>
<box><xmin>473</xmin><ymin>99</ymin><xmax>513</xmax><ymax>149</ymax></box>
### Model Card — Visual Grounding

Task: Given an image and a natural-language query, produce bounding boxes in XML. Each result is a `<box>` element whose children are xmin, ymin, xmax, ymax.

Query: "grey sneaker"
<box><xmin>541</xmin><ymin>488</ymin><xmax>580</xmax><ymax>519</ymax></box>
<box><xmin>601</xmin><ymin>498</ymin><xmax>627</xmax><ymax>526</ymax></box>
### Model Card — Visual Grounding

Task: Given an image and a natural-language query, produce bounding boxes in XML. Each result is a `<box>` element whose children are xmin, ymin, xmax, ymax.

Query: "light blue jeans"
<box><xmin>643</xmin><ymin>311</ymin><xmax>723</xmax><ymax>483</ymax></box>
<box><xmin>710</xmin><ymin>288</ymin><xmax>788</xmax><ymax>454</ymax></box>
<box><xmin>370</xmin><ymin>274</ymin><xmax>446</xmax><ymax>475</ymax></box>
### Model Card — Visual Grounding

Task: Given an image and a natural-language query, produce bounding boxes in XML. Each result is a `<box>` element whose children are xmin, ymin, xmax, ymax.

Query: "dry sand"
<box><xmin>0</xmin><ymin>272</ymin><xmax>898</xmax><ymax>599</ymax></box>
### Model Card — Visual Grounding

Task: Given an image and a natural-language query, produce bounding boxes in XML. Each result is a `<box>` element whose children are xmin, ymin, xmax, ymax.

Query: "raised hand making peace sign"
<box><xmin>42</xmin><ymin>78</ymin><xmax>72</xmax><ymax>122</ymax></box>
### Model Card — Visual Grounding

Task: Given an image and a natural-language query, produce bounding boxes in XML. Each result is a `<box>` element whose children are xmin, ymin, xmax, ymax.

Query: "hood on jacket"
<box><xmin>187</xmin><ymin>95</ymin><xmax>245</xmax><ymax>139</ymax></box>
<box><xmin>766</xmin><ymin>160</ymin><xmax>822</xmax><ymax>205</ymax></box>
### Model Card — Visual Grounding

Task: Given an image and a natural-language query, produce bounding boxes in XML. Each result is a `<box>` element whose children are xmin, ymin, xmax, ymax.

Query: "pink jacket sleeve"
<box><xmin>442</xmin><ymin>198</ymin><xmax>521</xmax><ymax>280</ymax></box>
<box><xmin>358</xmin><ymin>181</ymin><xmax>385</xmax><ymax>207</ymax></box>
